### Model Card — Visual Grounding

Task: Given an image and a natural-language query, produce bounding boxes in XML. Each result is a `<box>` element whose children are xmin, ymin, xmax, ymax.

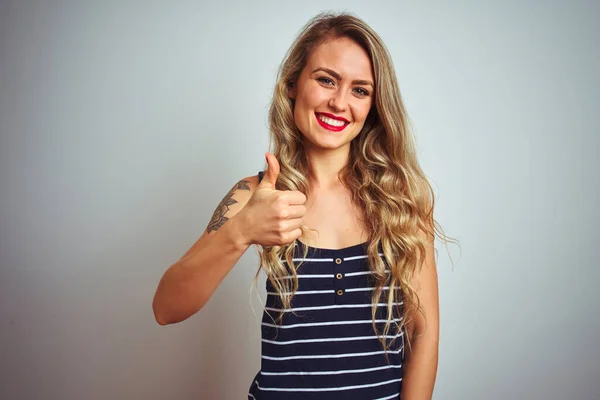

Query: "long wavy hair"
<box><xmin>256</xmin><ymin>12</ymin><xmax>451</xmax><ymax>351</ymax></box>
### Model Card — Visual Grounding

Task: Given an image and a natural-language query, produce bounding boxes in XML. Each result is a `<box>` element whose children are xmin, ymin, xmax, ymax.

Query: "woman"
<box><xmin>153</xmin><ymin>12</ymin><xmax>442</xmax><ymax>400</ymax></box>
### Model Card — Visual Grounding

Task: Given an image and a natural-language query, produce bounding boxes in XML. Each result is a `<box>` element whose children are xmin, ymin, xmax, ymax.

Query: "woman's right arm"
<box><xmin>152</xmin><ymin>153</ymin><xmax>306</xmax><ymax>326</ymax></box>
<box><xmin>152</xmin><ymin>175</ymin><xmax>259</xmax><ymax>326</ymax></box>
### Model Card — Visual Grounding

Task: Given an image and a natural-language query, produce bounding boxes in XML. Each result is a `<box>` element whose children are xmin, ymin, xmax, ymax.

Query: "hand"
<box><xmin>237</xmin><ymin>152</ymin><xmax>307</xmax><ymax>246</ymax></box>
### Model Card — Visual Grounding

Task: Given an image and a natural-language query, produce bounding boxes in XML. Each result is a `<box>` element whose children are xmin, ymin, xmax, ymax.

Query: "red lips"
<box><xmin>314</xmin><ymin>112</ymin><xmax>349</xmax><ymax>132</ymax></box>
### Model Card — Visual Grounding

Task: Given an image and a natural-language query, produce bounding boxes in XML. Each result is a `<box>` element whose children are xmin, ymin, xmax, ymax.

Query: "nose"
<box><xmin>328</xmin><ymin>88</ymin><xmax>347</xmax><ymax>113</ymax></box>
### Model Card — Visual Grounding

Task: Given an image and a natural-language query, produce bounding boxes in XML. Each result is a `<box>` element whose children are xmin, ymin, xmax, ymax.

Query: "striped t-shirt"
<box><xmin>248</xmin><ymin>171</ymin><xmax>404</xmax><ymax>400</ymax></box>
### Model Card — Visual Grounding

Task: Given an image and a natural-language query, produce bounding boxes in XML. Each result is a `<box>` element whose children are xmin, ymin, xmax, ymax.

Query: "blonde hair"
<box><xmin>256</xmin><ymin>12</ymin><xmax>452</xmax><ymax>351</ymax></box>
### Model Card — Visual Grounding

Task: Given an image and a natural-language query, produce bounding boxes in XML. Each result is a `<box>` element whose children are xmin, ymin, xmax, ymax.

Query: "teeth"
<box><xmin>318</xmin><ymin>114</ymin><xmax>346</xmax><ymax>127</ymax></box>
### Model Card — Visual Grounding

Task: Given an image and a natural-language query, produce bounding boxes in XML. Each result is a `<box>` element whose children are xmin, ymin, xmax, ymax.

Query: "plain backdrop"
<box><xmin>1</xmin><ymin>1</ymin><xmax>598</xmax><ymax>399</ymax></box>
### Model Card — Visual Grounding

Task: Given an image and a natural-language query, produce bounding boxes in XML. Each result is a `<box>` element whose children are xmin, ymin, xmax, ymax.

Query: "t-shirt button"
<box><xmin>335</xmin><ymin>258</ymin><xmax>342</xmax><ymax>265</ymax></box>
<box><xmin>336</xmin><ymin>273</ymin><xmax>343</xmax><ymax>280</ymax></box>
<box><xmin>336</xmin><ymin>289</ymin><xmax>344</xmax><ymax>296</ymax></box>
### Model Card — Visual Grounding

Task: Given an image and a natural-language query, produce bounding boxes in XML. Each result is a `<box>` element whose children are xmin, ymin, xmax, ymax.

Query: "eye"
<box><xmin>316</xmin><ymin>76</ymin><xmax>335</xmax><ymax>86</ymax></box>
<box><xmin>353</xmin><ymin>87</ymin><xmax>370</xmax><ymax>97</ymax></box>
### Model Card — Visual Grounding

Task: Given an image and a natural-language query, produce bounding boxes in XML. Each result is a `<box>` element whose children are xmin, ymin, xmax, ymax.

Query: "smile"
<box><xmin>315</xmin><ymin>113</ymin><xmax>349</xmax><ymax>132</ymax></box>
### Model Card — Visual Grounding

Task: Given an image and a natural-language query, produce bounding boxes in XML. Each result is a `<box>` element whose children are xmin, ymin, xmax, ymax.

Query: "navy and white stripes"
<box><xmin>248</xmin><ymin>240</ymin><xmax>404</xmax><ymax>400</ymax></box>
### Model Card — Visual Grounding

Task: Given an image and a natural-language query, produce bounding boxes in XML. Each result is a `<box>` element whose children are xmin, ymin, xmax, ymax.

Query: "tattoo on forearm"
<box><xmin>206</xmin><ymin>180</ymin><xmax>250</xmax><ymax>232</ymax></box>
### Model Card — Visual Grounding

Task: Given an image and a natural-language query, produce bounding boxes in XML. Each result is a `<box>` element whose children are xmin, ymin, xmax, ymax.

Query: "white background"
<box><xmin>1</xmin><ymin>1</ymin><xmax>598</xmax><ymax>399</ymax></box>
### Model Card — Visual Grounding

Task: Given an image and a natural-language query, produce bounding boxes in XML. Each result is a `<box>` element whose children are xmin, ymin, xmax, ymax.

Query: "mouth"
<box><xmin>315</xmin><ymin>112</ymin><xmax>350</xmax><ymax>132</ymax></box>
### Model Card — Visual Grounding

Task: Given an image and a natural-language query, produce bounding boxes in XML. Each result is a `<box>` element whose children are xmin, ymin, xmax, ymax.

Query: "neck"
<box><xmin>305</xmin><ymin>143</ymin><xmax>350</xmax><ymax>190</ymax></box>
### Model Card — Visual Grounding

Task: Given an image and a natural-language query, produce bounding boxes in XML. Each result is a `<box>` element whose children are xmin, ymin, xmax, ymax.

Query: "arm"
<box><xmin>400</xmin><ymin>221</ymin><xmax>440</xmax><ymax>399</ymax></box>
<box><xmin>152</xmin><ymin>176</ymin><xmax>258</xmax><ymax>325</ymax></box>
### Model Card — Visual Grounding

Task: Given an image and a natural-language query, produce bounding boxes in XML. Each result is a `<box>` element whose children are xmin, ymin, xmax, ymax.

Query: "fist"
<box><xmin>240</xmin><ymin>152</ymin><xmax>307</xmax><ymax>246</ymax></box>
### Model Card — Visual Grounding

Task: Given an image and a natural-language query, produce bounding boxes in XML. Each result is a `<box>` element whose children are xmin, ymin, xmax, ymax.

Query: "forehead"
<box><xmin>305</xmin><ymin>37</ymin><xmax>373</xmax><ymax>80</ymax></box>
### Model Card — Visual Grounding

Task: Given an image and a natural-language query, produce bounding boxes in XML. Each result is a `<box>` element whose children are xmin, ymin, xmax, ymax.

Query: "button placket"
<box><xmin>334</xmin><ymin>257</ymin><xmax>344</xmax><ymax>302</ymax></box>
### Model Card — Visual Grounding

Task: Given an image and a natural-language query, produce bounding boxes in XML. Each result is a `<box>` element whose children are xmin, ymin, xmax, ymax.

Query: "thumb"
<box><xmin>259</xmin><ymin>152</ymin><xmax>280</xmax><ymax>190</ymax></box>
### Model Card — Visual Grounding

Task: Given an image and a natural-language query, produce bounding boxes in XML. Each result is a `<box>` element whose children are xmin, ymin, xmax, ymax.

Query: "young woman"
<box><xmin>153</xmin><ymin>12</ymin><xmax>441</xmax><ymax>400</ymax></box>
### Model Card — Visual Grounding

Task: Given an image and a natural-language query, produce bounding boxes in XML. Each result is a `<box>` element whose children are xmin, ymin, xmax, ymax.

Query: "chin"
<box><xmin>306</xmin><ymin>134</ymin><xmax>352</xmax><ymax>150</ymax></box>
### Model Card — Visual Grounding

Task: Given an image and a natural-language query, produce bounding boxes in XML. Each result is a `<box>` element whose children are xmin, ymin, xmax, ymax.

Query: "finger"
<box><xmin>288</xmin><ymin>227</ymin><xmax>303</xmax><ymax>242</ymax></box>
<box><xmin>279</xmin><ymin>191</ymin><xmax>307</xmax><ymax>205</ymax></box>
<box><xmin>284</xmin><ymin>205</ymin><xmax>307</xmax><ymax>219</ymax></box>
<box><xmin>258</xmin><ymin>152</ymin><xmax>280</xmax><ymax>190</ymax></box>
<box><xmin>285</xmin><ymin>217</ymin><xmax>305</xmax><ymax>230</ymax></box>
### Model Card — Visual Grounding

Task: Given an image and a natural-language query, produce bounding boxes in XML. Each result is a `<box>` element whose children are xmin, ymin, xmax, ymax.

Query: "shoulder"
<box><xmin>220</xmin><ymin>172</ymin><xmax>263</xmax><ymax>211</ymax></box>
<box><xmin>204</xmin><ymin>172</ymin><xmax>262</xmax><ymax>234</ymax></box>
<box><xmin>230</xmin><ymin>173</ymin><xmax>260</xmax><ymax>194</ymax></box>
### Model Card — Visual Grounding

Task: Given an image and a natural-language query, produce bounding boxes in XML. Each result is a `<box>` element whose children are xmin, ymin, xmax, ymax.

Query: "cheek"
<box><xmin>292</xmin><ymin>99</ymin><xmax>310</xmax><ymax>134</ymax></box>
<box><xmin>354</xmin><ymin>103</ymin><xmax>373</xmax><ymax>123</ymax></box>
<box><xmin>294</xmin><ymin>90</ymin><xmax>320</xmax><ymax>124</ymax></box>
<box><xmin>299</xmin><ymin>82</ymin><xmax>328</xmax><ymax>108</ymax></box>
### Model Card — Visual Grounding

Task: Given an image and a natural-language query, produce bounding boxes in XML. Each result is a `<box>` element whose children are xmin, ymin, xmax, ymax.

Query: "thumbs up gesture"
<box><xmin>238</xmin><ymin>153</ymin><xmax>307</xmax><ymax>246</ymax></box>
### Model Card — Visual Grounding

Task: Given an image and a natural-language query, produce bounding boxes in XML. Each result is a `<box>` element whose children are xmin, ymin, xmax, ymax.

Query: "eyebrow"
<box><xmin>312</xmin><ymin>67</ymin><xmax>374</xmax><ymax>88</ymax></box>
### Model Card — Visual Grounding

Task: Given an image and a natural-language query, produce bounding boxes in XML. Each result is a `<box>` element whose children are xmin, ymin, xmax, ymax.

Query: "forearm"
<box><xmin>401</xmin><ymin>331</ymin><xmax>439</xmax><ymax>399</ymax></box>
<box><xmin>152</xmin><ymin>215</ymin><xmax>250</xmax><ymax>325</ymax></box>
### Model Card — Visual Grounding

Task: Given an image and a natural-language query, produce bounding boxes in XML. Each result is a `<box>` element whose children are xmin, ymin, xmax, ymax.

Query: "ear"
<box><xmin>287</xmin><ymin>82</ymin><xmax>296</xmax><ymax>99</ymax></box>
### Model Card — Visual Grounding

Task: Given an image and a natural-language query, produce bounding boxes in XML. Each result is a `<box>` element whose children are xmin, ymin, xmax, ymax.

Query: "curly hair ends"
<box><xmin>256</xmin><ymin>11</ymin><xmax>454</xmax><ymax>353</ymax></box>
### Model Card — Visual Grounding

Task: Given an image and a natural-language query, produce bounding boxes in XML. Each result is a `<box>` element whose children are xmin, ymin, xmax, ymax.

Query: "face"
<box><xmin>290</xmin><ymin>37</ymin><xmax>374</xmax><ymax>151</ymax></box>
